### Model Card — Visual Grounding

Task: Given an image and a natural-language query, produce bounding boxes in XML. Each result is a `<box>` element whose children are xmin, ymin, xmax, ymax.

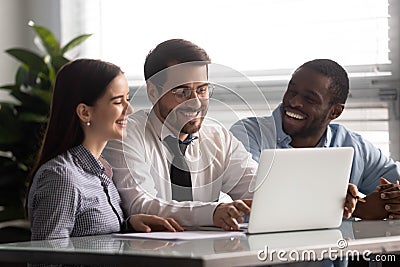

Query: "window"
<box><xmin>62</xmin><ymin>0</ymin><xmax>391</xmax><ymax>75</ymax></box>
<box><xmin>60</xmin><ymin>0</ymin><xmax>398</xmax><ymax>158</ymax></box>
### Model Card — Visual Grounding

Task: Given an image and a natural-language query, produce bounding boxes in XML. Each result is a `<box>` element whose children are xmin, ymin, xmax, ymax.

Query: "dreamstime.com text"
<box><xmin>257</xmin><ymin>239</ymin><xmax>396</xmax><ymax>262</ymax></box>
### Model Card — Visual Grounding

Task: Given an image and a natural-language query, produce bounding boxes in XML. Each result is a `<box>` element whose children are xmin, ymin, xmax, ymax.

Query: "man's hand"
<box><xmin>377</xmin><ymin>178</ymin><xmax>400</xmax><ymax>219</ymax></box>
<box><xmin>352</xmin><ymin>191</ymin><xmax>389</xmax><ymax>220</ymax></box>
<box><xmin>352</xmin><ymin>177</ymin><xmax>400</xmax><ymax>220</ymax></box>
<box><xmin>213</xmin><ymin>199</ymin><xmax>252</xmax><ymax>231</ymax></box>
<box><xmin>343</xmin><ymin>183</ymin><xmax>358</xmax><ymax>218</ymax></box>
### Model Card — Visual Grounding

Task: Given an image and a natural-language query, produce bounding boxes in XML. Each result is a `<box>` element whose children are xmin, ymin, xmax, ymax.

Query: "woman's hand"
<box><xmin>129</xmin><ymin>214</ymin><xmax>184</xmax><ymax>232</ymax></box>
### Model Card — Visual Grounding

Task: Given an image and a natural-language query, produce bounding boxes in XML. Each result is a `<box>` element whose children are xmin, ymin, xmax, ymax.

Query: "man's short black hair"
<box><xmin>144</xmin><ymin>39</ymin><xmax>211</xmax><ymax>83</ymax></box>
<box><xmin>298</xmin><ymin>59</ymin><xmax>349</xmax><ymax>104</ymax></box>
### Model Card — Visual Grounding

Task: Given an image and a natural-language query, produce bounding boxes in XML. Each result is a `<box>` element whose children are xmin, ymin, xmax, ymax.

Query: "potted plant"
<box><xmin>0</xmin><ymin>21</ymin><xmax>91</xmax><ymax>221</ymax></box>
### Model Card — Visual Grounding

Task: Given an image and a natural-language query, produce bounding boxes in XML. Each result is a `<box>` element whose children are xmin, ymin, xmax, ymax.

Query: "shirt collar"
<box><xmin>69</xmin><ymin>144</ymin><xmax>106</xmax><ymax>177</ymax></box>
<box><xmin>317</xmin><ymin>126</ymin><xmax>331</xmax><ymax>147</ymax></box>
<box><xmin>273</xmin><ymin>103</ymin><xmax>331</xmax><ymax>148</ymax></box>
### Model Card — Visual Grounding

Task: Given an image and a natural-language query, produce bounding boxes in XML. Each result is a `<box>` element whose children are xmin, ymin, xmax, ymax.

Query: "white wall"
<box><xmin>0</xmin><ymin>0</ymin><xmax>61</xmax><ymax>101</ymax></box>
<box><xmin>0</xmin><ymin>0</ymin><xmax>28</xmax><ymax>96</ymax></box>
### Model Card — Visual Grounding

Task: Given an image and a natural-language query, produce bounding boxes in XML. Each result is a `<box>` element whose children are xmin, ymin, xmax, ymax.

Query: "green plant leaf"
<box><xmin>18</xmin><ymin>112</ymin><xmax>48</xmax><ymax>123</ymax></box>
<box><xmin>47</xmin><ymin>67</ymin><xmax>56</xmax><ymax>87</ymax></box>
<box><xmin>52</xmin><ymin>55</ymin><xmax>70</xmax><ymax>71</ymax></box>
<box><xmin>11</xmin><ymin>91</ymin><xmax>49</xmax><ymax>115</ymax></box>
<box><xmin>61</xmin><ymin>34</ymin><xmax>92</xmax><ymax>55</ymax></box>
<box><xmin>36</xmin><ymin>74</ymin><xmax>52</xmax><ymax>91</ymax></box>
<box><xmin>0</xmin><ymin>22</ymin><xmax>90</xmax><ymax>210</ymax></box>
<box><xmin>0</xmin><ymin>104</ymin><xmax>21</xmax><ymax>144</ymax></box>
<box><xmin>15</xmin><ymin>66</ymin><xmax>35</xmax><ymax>87</ymax></box>
<box><xmin>31</xmin><ymin>24</ymin><xmax>61</xmax><ymax>56</ymax></box>
<box><xmin>31</xmin><ymin>88</ymin><xmax>52</xmax><ymax>105</ymax></box>
<box><xmin>0</xmin><ymin>85</ymin><xmax>19</xmax><ymax>91</ymax></box>
<box><xmin>15</xmin><ymin>66</ymin><xmax>29</xmax><ymax>88</ymax></box>
<box><xmin>6</xmin><ymin>49</ymin><xmax>48</xmax><ymax>74</ymax></box>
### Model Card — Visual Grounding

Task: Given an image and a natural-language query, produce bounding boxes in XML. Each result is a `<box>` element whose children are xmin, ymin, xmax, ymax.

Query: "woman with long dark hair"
<box><xmin>27</xmin><ymin>59</ymin><xmax>183</xmax><ymax>240</ymax></box>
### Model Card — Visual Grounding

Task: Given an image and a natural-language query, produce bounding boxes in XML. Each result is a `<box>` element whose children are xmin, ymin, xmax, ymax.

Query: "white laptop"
<box><xmin>245</xmin><ymin>147</ymin><xmax>354</xmax><ymax>234</ymax></box>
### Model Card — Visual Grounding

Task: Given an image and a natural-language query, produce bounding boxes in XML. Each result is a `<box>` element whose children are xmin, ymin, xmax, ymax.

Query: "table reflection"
<box><xmin>1</xmin><ymin>219</ymin><xmax>400</xmax><ymax>267</ymax></box>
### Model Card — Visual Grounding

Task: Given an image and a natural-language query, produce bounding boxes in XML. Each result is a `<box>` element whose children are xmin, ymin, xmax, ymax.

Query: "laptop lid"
<box><xmin>247</xmin><ymin>147</ymin><xmax>354</xmax><ymax>234</ymax></box>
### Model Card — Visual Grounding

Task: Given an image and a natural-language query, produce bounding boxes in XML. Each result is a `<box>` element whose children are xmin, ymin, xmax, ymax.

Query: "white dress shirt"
<box><xmin>103</xmin><ymin>110</ymin><xmax>257</xmax><ymax>226</ymax></box>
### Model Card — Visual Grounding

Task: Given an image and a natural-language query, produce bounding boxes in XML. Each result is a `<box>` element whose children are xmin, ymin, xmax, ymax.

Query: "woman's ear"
<box><xmin>76</xmin><ymin>103</ymin><xmax>91</xmax><ymax>124</ymax></box>
<box><xmin>147</xmin><ymin>81</ymin><xmax>159</xmax><ymax>104</ymax></box>
<box><xmin>330</xmin><ymin>104</ymin><xmax>344</xmax><ymax>120</ymax></box>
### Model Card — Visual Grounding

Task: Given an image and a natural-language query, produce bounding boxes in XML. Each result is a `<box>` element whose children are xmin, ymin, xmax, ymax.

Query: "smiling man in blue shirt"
<box><xmin>230</xmin><ymin>59</ymin><xmax>400</xmax><ymax>220</ymax></box>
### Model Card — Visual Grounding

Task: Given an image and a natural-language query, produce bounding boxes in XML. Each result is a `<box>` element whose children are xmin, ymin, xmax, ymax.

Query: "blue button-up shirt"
<box><xmin>230</xmin><ymin>104</ymin><xmax>400</xmax><ymax>194</ymax></box>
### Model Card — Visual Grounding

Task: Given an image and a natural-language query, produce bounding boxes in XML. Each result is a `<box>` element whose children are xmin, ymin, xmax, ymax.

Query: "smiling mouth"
<box><xmin>180</xmin><ymin>110</ymin><xmax>201</xmax><ymax>118</ymax></box>
<box><xmin>286</xmin><ymin>111</ymin><xmax>305</xmax><ymax>120</ymax></box>
<box><xmin>116</xmin><ymin>119</ymin><xmax>127</xmax><ymax>126</ymax></box>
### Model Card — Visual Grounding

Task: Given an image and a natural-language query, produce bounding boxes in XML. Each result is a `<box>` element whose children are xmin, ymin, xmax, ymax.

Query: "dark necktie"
<box><xmin>164</xmin><ymin>135</ymin><xmax>193</xmax><ymax>201</ymax></box>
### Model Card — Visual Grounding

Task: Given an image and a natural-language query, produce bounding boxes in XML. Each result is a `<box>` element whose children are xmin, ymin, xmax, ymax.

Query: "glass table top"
<box><xmin>1</xmin><ymin>219</ymin><xmax>400</xmax><ymax>266</ymax></box>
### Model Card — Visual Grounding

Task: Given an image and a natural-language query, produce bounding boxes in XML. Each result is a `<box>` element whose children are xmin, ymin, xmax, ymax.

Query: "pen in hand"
<box><xmin>347</xmin><ymin>189</ymin><xmax>366</xmax><ymax>203</ymax></box>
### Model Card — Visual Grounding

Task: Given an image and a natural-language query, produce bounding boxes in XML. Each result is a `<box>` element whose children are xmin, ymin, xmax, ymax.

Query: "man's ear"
<box><xmin>147</xmin><ymin>81</ymin><xmax>160</xmax><ymax>104</ymax></box>
<box><xmin>76</xmin><ymin>103</ymin><xmax>91</xmax><ymax>124</ymax></box>
<box><xmin>330</xmin><ymin>104</ymin><xmax>344</xmax><ymax>120</ymax></box>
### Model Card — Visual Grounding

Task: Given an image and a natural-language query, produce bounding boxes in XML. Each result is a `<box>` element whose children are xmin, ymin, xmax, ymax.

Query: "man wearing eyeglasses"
<box><xmin>103</xmin><ymin>39</ymin><xmax>257</xmax><ymax>230</ymax></box>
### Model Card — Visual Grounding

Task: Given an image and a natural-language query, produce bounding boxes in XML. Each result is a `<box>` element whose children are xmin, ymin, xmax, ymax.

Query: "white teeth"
<box><xmin>182</xmin><ymin>111</ymin><xmax>199</xmax><ymax>117</ymax></box>
<box><xmin>116</xmin><ymin>120</ymin><xmax>127</xmax><ymax>125</ymax></box>
<box><xmin>286</xmin><ymin>111</ymin><xmax>304</xmax><ymax>120</ymax></box>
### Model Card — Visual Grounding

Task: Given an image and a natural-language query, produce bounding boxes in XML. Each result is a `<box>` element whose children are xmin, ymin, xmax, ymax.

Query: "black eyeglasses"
<box><xmin>170</xmin><ymin>84</ymin><xmax>215</xmax><ymax>103</ymax></box>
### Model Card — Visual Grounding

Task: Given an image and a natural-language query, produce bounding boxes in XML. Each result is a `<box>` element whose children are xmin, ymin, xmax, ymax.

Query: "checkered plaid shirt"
<box><xmin>28</xmin><ymin>144</ymin><xmax>126</xmax><ymax>240</ymax></box>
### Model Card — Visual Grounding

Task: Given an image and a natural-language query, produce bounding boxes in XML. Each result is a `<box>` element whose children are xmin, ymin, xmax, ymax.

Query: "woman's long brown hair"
<box><xmin>26</xmin><ymin>59</ymin><xmax>122</xmax><ymax>211</ymax></box>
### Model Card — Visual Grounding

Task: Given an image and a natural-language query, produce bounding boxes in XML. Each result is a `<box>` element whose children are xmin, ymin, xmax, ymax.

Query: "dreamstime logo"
<box><xmin>257</xmin><ymin>239</ymin><xmax>373</xmax><ymax>262</ymax></box>
<box><xmin>336</xmin><ymin>238</ymin><xmax>348</xmax><ymax>249</ymax></box>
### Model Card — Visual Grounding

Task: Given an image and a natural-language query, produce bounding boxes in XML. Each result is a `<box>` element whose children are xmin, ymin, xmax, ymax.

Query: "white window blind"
<box><xmin>62</xmin><ymin>0</ymin><xmax>391</xmax><ymax>76</ymax></box>
<box><xmin>60</xmin><ymin>0</ymin><xmax>398</xmax><ymax>158</ymax></box>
